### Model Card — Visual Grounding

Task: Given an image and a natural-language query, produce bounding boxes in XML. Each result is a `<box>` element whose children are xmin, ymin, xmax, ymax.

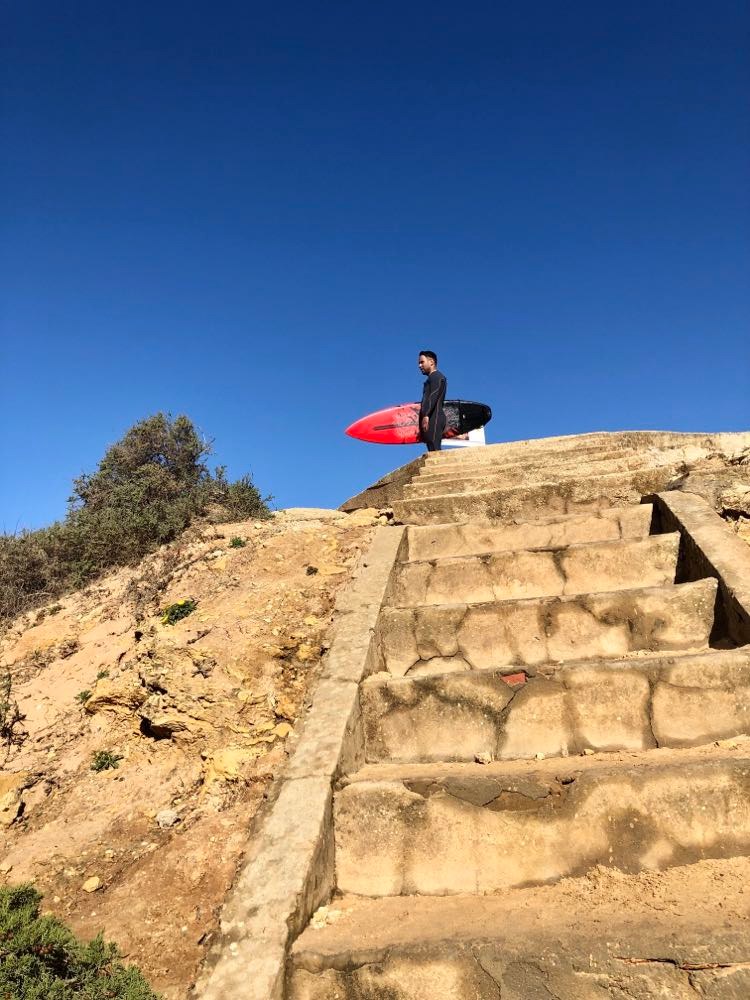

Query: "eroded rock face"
<box><xmin>0</xmin><ymin>771</ymin><xmax>29</xmax><ymax>827</ymax></box>
<box><xmin>0</xmin><ymin>511</ymin><xmax>373</xmax><ymax>1000</ymax></box>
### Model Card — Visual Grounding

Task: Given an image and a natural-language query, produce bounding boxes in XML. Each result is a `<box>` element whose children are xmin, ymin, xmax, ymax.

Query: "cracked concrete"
<box><xmin>390</xmin><ymin>532</ymin><xmax>680</xmax><ymax>607</ymax></box>
<box><xmin>289</xmin><ymin>856</ymin><xmax>750</xmax><ymax>999</ymax></box>
<box><xmin>377</xmin><ymin>578</ymin><xmax>718</xmax><ymax>676</ymax></box>
<box><xmin>405</xmin><ymin>504</ymin><xmax>654</xmax><ymax>561</ymax></box>
<box><xmin>360</xmin><ymin>647</ymin><xmax>750</xmax><ymax>762</ymax></box>
<box><xmin>334</xmin><ymin>752</ymin><xmax>750</xmax><ymax>896</ymax></box>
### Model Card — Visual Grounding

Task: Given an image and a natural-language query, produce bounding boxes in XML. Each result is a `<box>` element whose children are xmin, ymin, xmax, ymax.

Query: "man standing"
<box><xmin>418</xmin><ymin>350</ymin><xmax>447</xmax><ymax>452</ymax></box>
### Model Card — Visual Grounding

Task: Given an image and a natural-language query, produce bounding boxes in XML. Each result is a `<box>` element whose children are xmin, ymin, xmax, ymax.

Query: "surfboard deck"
<box><xmin>345</xmin><ymin>400</ymin><xmax>492</xmax><ymax>445</ymax></box>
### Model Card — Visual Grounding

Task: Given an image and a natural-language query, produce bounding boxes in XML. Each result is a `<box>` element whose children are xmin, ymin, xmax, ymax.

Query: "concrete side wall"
<box><xmin>191</xmin><ymin>527</ymin><xmax>404</xmax><ymax>1000</ymax></box>
<box><xmin>340</xmin><ymin>457</ymin><xmax>425</xmax><ymax>512</ymax></box>
<box><xmin>651</xmin><ymin>491</ymin><xmax>750</xmax><ymax>645</ymax></box>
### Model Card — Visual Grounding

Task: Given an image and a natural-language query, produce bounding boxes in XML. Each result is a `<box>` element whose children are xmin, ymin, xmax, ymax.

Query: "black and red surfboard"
<box><xmin>345</xmin><ymin>400</ymin><xmax>492</xmax><ymax>445</ymax></box>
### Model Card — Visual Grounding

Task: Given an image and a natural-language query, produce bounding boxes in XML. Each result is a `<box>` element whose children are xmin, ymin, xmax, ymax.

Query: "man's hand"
<box><xmin>421</xmin><ymin>416</ymin><xmax>429</xmax><ymax>433</ymax></box>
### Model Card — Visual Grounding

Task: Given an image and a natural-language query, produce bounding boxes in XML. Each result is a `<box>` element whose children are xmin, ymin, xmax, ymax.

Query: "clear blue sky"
<box><xmin>2</xmin><ymin>1</ymin><xmax>748</xmax><ymax>529</ymax></box>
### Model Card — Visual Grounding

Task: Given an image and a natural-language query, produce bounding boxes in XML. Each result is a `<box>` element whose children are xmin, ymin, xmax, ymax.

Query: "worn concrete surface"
<box><xmin>335</xmin><ymin>750</ymin><xmax>750</xmax><ymax>896</ymax></box>
<box><xmin>405</xmin><ymin>504</ymin><xmax>653</xmax><ymax>560</ymax></box>
<box><xmin>340</xmin><ymin>431</ymin><xmax>750</xmax><ymax>515</ymax></box>
<box><xmin>403</xmin><ymin>454</ymin><xmax>688</xmax><ymax>499</ymax></box>
<box><xmin>361</xmin><ymin>647</ymin><xmax>750</xmax><ymax>763</ymax></box>
<box><xmin>377</xmin><ymin>578</ymin><xmax>718</xmax><ymax>676</ymax></box>
<box><xmin>289</xmin><ymin>857</ymin><xmax>750</xmax><ymax>999</ymax></box>
<box><xmin>392</xmin><ymin>468</ymin><xmax>692</xmax><ymax>526</ymax></box>
<box><xmin>390</xmin><ymin>532</ymin><xmax>680</xmax><ymax>607</ymax></box>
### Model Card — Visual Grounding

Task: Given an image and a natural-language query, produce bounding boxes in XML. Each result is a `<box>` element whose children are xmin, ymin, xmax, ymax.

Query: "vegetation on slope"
<box><xmin>0</xmin><ymin>884</ymin><xmax>161</xmax><ymax>999</ymax></box>
<box><xmin>0</xmin><ymin>414</ymin><xmax>271</xmax><ymax>623</ymax></box>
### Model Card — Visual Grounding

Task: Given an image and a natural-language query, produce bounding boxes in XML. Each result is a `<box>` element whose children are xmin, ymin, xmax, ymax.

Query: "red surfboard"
<box><xmin>345</xmin><ymin>400</ymin><xmax>492</xmax><ymax>445</ymax></box>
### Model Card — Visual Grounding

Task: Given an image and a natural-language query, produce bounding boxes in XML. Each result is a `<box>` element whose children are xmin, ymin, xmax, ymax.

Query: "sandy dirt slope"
<box><xmin>0</xmin><ymin>507</ymin><xmax>379</xmax><ymax>998</ymax></box>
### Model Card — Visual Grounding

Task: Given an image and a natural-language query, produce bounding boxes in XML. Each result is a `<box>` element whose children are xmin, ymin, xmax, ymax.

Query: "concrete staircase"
<box><xmin>288</xmin><ymin>440</ymin><xmax>750</xmax><ymax>999</ymax></box>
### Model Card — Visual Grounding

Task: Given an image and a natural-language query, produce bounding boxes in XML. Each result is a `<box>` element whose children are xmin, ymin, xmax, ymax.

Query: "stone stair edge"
<box><xmin>288</xmin><ymin>859</ymin><xmax>750</xmax><ymax>1000</ymax></box>
<box><xmin>339</xmin><ymin>737</ymin><xmax>750</xmax><ymax>787</ymax></box>
<box><xmin>381</xmin><ymin>574</ymin><xmax>712</xmax><ymax>614</ymax></box>
<box><xmin>399</xmin><ymin>527</ymin><xmax>680</xmax><ymax>567</ymax></box>
<box><xmin>413</xmin><ymin>449</ymin><xmax>689</xmax><ymax>481</ymax></box>
<box><xmin>361</xmin><ymin>644</ymin><xmax>750</xmax><ymax>689</ymax></box>
<box><xmin>404</xmin><ymin>501</ymin><xmax>653</xmax><ymax>533</ymax></box>
<box><xmin>421</xmin><ymin>429</ymin><xmax>750</xmax><ymax>463</ymax></box>
<box><xmin>396</xmin><ymin>467</ymin><xmax>680</xmax><ymax>503</ymax></box>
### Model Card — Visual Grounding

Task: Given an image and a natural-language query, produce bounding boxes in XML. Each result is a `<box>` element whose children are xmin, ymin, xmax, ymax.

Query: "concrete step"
<box><xmin>422</xmin><ymin>436</ymin><xmax>639</xmax><ymax>468</ymax></box>
<box><xmin>404</xmin><ymin>504</ymin><xmax>653</xmax><ymax>561</ymax></box>
<box><xmin>405</xmin><ymin>461</ymin><xmax>682</xmax><ymax>500</ymax></box>
<box><xmin>391</xmin><ymin>468</ymin><xmax>684</xmax><ymax>525</ymax></box>
<box><xmin>389</xmin><ymin>532</ymin><xmax>680</xmax><ymax>608</ymax></box>
<box><xmin>334</xmin><ymin>743</ymin><xmax>750</xmax><ymax>897</ymax></box>
<box><xmin>290</xmin><ymin>857</ymin><xmax>750</xmax><ymax>999</ymax></box>
<box><xmin>377</xmin><ymin>578</ymin><xmax>717</xmax><ymax>677</ymax></box>
<box><xmin>421</xmin><ymin>430</ymin><xmax>726</xmax><ymax>466</ymax></box>
<box><xmin>411</xmin><ymin>450</ymin><xmax>674</xmax><ymax>490</ymax></box>
<box><xmin>418</xmin><ymin>447</ymin><xmax>644</xmax><ymax>478</ymax></box>
<box><xmin>407</xmin><ymin>458</ymin><xmax>684</xmax><ymax>498</ymax></box>
<box><xmin>361</xmin><ymin>647</ymin><xmax>750</xmax><ymax>763</ymax></box>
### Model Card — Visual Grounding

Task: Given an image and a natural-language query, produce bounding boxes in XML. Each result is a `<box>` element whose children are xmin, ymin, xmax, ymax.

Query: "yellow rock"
<box><xmin>316</xmin><ymin>565</ymin><xmax>347</xmax><ymax>578</ymax></box>
<box><xmin>272</xmin><ymin>722</ymin><xmax>293</xmax><ymax>739</ymax></box>
<box><xmin>82</xmin><ymin>876</ymin><xmax>101</xmax><ymax>893</ymax></box>
<box><xmin>274</xmin><ymin>695</ymin><xmax>296</xmax><ymax>720</ymax></box>
<box><xmin>0</xmin><ymin>772</ymin><xmax>28</xmax><ymax>828</ymax></box>
<box><xmin>345</xmin><ymin>508</ymin><xmax>379</xmax><ymax>527</ymax></box>
<box><xmin>202</xmin><ymin>747</ymin><xmax>256</xmax><ymax>784</ymax></box>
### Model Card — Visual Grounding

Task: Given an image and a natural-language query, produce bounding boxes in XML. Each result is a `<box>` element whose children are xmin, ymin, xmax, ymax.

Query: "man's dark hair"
<box><xmin>419</xmin><ymin>350</ymin><xmax>438</xmax><ymax>363</ymax></box>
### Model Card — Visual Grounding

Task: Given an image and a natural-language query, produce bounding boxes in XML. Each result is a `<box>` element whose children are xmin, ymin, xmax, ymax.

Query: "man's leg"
<box><xmin>424</xmin><ymin>415</ymin><xmax>443</xmax><ymax>452</ymax></box>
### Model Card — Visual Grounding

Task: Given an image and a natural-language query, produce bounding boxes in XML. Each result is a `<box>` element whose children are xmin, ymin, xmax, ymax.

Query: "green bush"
<box><xmin>229</xmin><ymin>537</ymin><xmax>247</xmax><ymax>548</ymax></box>
<box><xmin>0</xmin><ymin>883</ymin><xmax>161</xmax><ymax>999</ymax></box>
<box><xmin>0</xmin><ymin>414</ymin><xmax>272</xmax><ymax>624</ymax></box>
<box><xmin>160</xmin><ymin>599</ymin><xmax>197</xmax><ymax>625</ymax></box>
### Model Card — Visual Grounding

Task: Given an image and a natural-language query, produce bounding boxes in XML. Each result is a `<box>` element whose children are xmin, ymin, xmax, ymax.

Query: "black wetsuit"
<box><xmin>420</xmin><ymin>369</ymin><xmax>447</xmax><ymax>451</ymax></box>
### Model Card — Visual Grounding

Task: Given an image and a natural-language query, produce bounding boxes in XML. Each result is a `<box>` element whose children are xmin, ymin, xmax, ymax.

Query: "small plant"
<box><xmin>58</xmin><ymin>636</ymin><xmax>80</xmax><ymax>659</ymax></box>
<box><xmin>76</xmin><ymin>690</ymin><xmax>92</xmax><ymax>704</ymax></box>
<box><xmin>96</xmin><ymin>669</ymin><xmax>109</xmax><ymax>680</ymax></box>
<box><xmin>0</xmin><ymin>883</ymin><xmax>161</xmax><ymax>999</ymax></box>
<box><xmin>229</xmin><ymin>536</ymin><xmax>247</xmax><ymax>548</ymax></box>
<box><xmin>48</xmin><ymin>603</ymin><xmax>63</xmax><ymax>615</ymax></box>
<box><xmin>160</xmin><ymin>598</ymin><xmax>197</xmax><ymax>625</ymax></box>
<box><xmin>91</xmin><ymin>750</ymin><xmax>123</xmax><ymax>772</ymax></box>
<box><xmin>27</xmin><ymin>648</ymin><xmax>51</xmax><ymax>671</ymax></box>
<box><xmin>1</xmin><ymin>673</ymin><xmax>26</xmax><ymax>761</ymax></box>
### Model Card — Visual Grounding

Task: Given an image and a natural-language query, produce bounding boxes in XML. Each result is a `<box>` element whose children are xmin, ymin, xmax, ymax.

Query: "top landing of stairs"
<box><xmin>340</xmin><ymin>430</ymin><xmax>750</xmax><ymax>525</ymax></box>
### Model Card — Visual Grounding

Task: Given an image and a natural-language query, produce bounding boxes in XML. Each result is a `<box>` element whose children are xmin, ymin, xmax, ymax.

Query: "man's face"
<box><xmin>418</xmin><ymin>354</ymin><xmax>434</xmax><ymax>375</ymax></box>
